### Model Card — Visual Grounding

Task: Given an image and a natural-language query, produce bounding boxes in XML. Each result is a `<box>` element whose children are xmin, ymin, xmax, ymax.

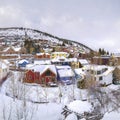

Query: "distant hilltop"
<box><xmin>0</xmin><ymin>27</ymin><xmax>93</xmax><ymax>53</ymax></box>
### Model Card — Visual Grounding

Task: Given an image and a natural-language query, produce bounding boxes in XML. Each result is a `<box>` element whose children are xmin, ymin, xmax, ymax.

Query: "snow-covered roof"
<box><xmin>3</xmin><ymin>46</ymin><xmax>21</xmax><ymax>52</ymax></box>
<box><xmin>26</xmin><ymin>64</ymin><xmax>57</xmax><ymax>75</ymax></box>
<box><xmin>26</xmin><ymin>64</ymin><xmax>35</xmax><ymax>69</ymax></box>
<box><xmin>13</xmin><ymin>46</ymin><xmax>21</xmax><ymax>51</ymax></box>
<box><xmin>36</xmin><ymin>53</ymin><xmax>50</xmax><ymax>56</ymax></box>
<box><xmin>18</xmin><ymin>59</ymin><xmax>29</xmax><ymax>64</ymax></box>
<box><xmin>51</xmin><ymin>57</ymin><xmax>78</xmax><ymax>63</ymax></box>
<box><xmin>79</xmin><ymin>59</ymin><xmax>89</xmax><ymax>65</ymax></box>
<box><xmin>83</xmin><ymin>65</ymin><xmax>107</xmax><ymax>71</ymax></box>
<box><xmin>3</xmin><ymin>47</ymin><xmax>9</xmax><ymax>52</ymax></box>
<box><xmin>67</xmin><ymin>100</ymin><xmax>92</xmax><ymax>114</ymax></box>
<box><xmin>51</xmin><ymin>56</ymin><xmax>68</xmax><ymax>62</ymax></box>
<box><xmin>74</xmin><ymin>68</ymin><xmax>85</xmax><ymax>75</ymax></box>
<box><xmin>56</xmin><ymin>65</ymin><xmax>71</xmax><ymax>70</ymax></box>
<box><xmin>93</xmin><ymin>55</ymin><xmax>111</xmax><ymax>59</ymax></box>
<box><xmin>34</xmin><ymin>60</ymin><xmax>51</xmax><ymax>65</ymax></box>
<box><xmin>69</xmin><ymin>58</ymin><xmax>78</xmax><ymax>62</ymax></box>
<box><xmin>58</xmin><ymin>69</ymin><xmax>75</xmax><ymax>77</ymax></box>
<box><xmin>83</xmin><ymin>65</ymin><xmax>114</xmax><ymax>76</ymax></box>
<box><xmin>52</xmin><ymin>52</ymin><xmax>69</xmax><ymax>54</ymax></box>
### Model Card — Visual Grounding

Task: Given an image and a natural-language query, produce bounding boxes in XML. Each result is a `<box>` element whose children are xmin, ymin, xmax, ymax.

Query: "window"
<box><xmin>99</xmin><ymin>76</ymin><xmax>103</xmax><ymax>81</ymax></box>
<box><xmin>46</xmin><ymin>70</ymin><xmax>51</xmax><ymax>76</ymax></box>
<box><xmin>97</xmin><ymin>71</ymin><xmax>101</xmax><ymax>75</ymax></box>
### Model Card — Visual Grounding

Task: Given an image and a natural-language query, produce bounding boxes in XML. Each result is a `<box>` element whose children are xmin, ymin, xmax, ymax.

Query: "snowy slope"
<box><xmin>0</xmin><ymin>27</ymin><xmax>92</xmax><ymax>53</ymax></box>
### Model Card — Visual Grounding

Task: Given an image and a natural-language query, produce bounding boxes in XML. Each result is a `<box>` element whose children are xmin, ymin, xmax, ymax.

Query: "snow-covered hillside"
<box><xmin>0</xmin><ymin>27</ymin><xmax>92</xmax><ymax>53</ymax></box>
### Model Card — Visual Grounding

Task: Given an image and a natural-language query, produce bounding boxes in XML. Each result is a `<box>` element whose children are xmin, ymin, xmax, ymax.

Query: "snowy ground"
<box><xmin>0</xmin><ymin>93</ymin><xmax>62</xmax><ymax>120</ymax></box>
<box><xmin>0</xmin><ymin>71</ymin><xmax>88</xmax><ymax>120</ymax></box>
<box><xmin>1</xmin><ymin>71</ymin><xmax>88</xmax><ymax>103</ymax></box>
<box><xmin>0</xmin><ymin>71</ymin><xmax>120</xmax><ymax>120</ymax></box>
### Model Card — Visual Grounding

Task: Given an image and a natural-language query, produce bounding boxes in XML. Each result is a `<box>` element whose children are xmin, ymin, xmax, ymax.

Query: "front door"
<box><xmin>45</xmin><ymin>76</ymin><xmax>51</xmax><ymax>83</ymax></box>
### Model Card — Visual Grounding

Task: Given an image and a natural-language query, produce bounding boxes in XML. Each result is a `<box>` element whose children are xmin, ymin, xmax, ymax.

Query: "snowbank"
<box><xmin>67</xmin><ymin>100</ymin><xmax>92</xmax><ymax>114</ymax></box>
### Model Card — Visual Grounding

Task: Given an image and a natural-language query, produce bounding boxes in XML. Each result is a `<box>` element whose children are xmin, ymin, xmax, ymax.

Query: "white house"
<box><xmin>0</xmin><ymin>60</ymin><xmax>9</xmax><ymax>83</ymax></box>
<box><xmin>82</xmin><ymin>65</ymin><xmax>114</xmax><ymax>85</ymax></box>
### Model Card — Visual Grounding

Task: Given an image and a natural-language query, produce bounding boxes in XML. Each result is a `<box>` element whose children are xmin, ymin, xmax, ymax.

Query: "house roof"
<box><xmin>69</xmin><ymin>58</ymin><xmax>78</xmax><ymax>62</ymax></box>
<box><xmin>34</xmin><ymin>60</ymin><xmax>51</xmax><ymax>65</ymax></box>
<box><xmin>83</xmin><ymin>65</ymin><xmax>114</xmax><ymax>76</ymax></box>
<box><xmin>51</xmin><ymin>56</ymin><xmax>68</xmax><ymax>62</ymax></box>
<box><xmin>26</xmin><ymin>64</ymin><xmax>57</xmax><ymax>75</ymax></box>
<box><xmin>74</xmin><ymin>68</ymin><xmax>85</xmax><ymax>75</ymax></box>
<box><xmin>56</xmin><ymin>65</ymin><xmax>71</xmax><ymax>70</ymax></box>
<box><xmin>79</xmin><ymin>59</ymin><xmax>89</xmax><ymax>65</ymax></box>
<box><xmin>51</xmin><ymin>57</ymin><xmax>78</xmax><ymax>62</ymax></box>
<box><xmin>57</xmin><ymin>68</ymin><xmax>75</xmax><ymax>77</ymax></box>
<box><xmin>36</xmin><ymin>53</ymin><xmax>50</xmax><ymax>56</ymax></box>
<box><xmin>83</xmin><ymin>65</ymin><xmax>107</xmax><ymax>71</ymax></box>
<box><xmin>3</xmin><ymin>46</ymin><xmax>21</xmax><ymax>52</ymax></box>
<box><xmin>18</xmin><ymin>59</ymin><xmax>29</xmax><ymax>64</ymax></box>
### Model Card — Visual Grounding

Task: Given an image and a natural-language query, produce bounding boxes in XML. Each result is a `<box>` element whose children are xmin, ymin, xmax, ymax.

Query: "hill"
<box><xmin>0</xmin><ymin>27</ymin><xmax>93</xmax><ymax>53</ymax></box>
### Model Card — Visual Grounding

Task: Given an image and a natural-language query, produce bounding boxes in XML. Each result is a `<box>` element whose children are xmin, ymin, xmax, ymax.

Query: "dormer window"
<box><xmin>46</xmin><ymin>70</ymin><xmax>51</xmax><ymax>76</ymax></box>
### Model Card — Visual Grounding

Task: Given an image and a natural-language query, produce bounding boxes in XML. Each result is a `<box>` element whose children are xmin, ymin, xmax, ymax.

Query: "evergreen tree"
<box><xmin>98</xmin><ymin>48</ymin><xmax>102</xmax><ymax>55</ymax></box>
<box><xmin>107</xmin><ymin>51</ymin><xmax>109</xmax><ymax>55</ymax></box>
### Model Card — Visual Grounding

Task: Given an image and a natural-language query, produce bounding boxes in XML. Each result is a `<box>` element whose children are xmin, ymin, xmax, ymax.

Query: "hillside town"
<box><xmin>0</xmin><ymin>29</ymin><xmax>120</xmax><ymax>120</ymax></box>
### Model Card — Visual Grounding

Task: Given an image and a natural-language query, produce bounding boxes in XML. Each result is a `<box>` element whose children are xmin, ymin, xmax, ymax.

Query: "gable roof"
<box><xmin>3</xmin><ymin>46</ymin><xmax>21</xmax><ymax>52</ymax></box>
<box><xmin>26</xmin><ymin>64</ymin><xmax>57</xmax><ymax>75</ymax></box>
<box><xmin>18</xmin><ymin>59</ymin><xmax>29</xmax><ymax>64</ymax></box>
<box><xmin>56</xmin><ymin>65</ymin><xmax>71</xmax><ymax>70</ymax></box>
<box><xmin>79</xmin><ymin>59</ymin><xmax>89</xmax><ymax>65</ymax></box>
<box><xmin>57</xmin><ymin>68</ymin><xmax>75</xmax><ymax>77</ymax></box>
<box><xmin>34</xmin><ymin>60</ymin><xmax>51</xmax><ymax>65</ymax></box>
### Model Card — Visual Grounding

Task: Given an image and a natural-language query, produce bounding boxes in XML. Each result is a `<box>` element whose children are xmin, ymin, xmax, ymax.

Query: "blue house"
<box><xmin>56</xmin><ymin>66</ymin><xmax>75</xmax><ymax>85</ymax></box>
<box><xmin>18</xmin><ymin>59</ymin><xmax>29</xmax><ymax>67</ymax></box>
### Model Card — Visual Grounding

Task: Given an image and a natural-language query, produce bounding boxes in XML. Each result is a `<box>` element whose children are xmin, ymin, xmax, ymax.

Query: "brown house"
<box><xmin>91</xmin><ymin>56</ymin><xmax>111</xmax><ymax>65</ymax></box>
<box><xmin>34</xmin><ymin>53</ymin><xmax>50</xmax><ymax>59</ymax></box>
<box><xmin>2</xmin><ymin>46</ymin><xmax>27</xmax><ymax>54</ymax></box>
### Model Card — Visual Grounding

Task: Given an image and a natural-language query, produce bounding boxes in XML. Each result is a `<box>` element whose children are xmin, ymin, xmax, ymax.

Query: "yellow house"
<box><xmin>70</xmin><ymin>61</ymin><xmax>80</xmax><ymax>69</ymax></box>
<box><xmin>51</xmin><ymin>52</ymin><xmax>69</xmax><ymax>59</ymax></box>
<box><xmin>69</xmin><ymin>58</ymin><xmax>80</xmax><ymax>69</ymax></box>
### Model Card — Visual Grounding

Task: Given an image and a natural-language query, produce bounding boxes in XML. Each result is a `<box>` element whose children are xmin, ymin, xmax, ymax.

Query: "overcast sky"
<box><xmin>0</xmin><ymin>0</ymin><xmax>120</xmax><ymax>53</ymax></box>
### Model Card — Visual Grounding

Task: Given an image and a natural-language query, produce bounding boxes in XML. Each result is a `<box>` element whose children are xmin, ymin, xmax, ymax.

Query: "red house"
<box><xmin>24</xmin><ymin>70</ymin><xmax>40</xmax><ymax>84</ymax></box>
<box><xmin>24</xmin><ymin>65</ymin><xmax>57</xmax><ymax>86</ymax></box>
<box><xmin>40</xmin><ymin>68</ymin><xmax>57</xmax><ymax>85</ymax></box>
